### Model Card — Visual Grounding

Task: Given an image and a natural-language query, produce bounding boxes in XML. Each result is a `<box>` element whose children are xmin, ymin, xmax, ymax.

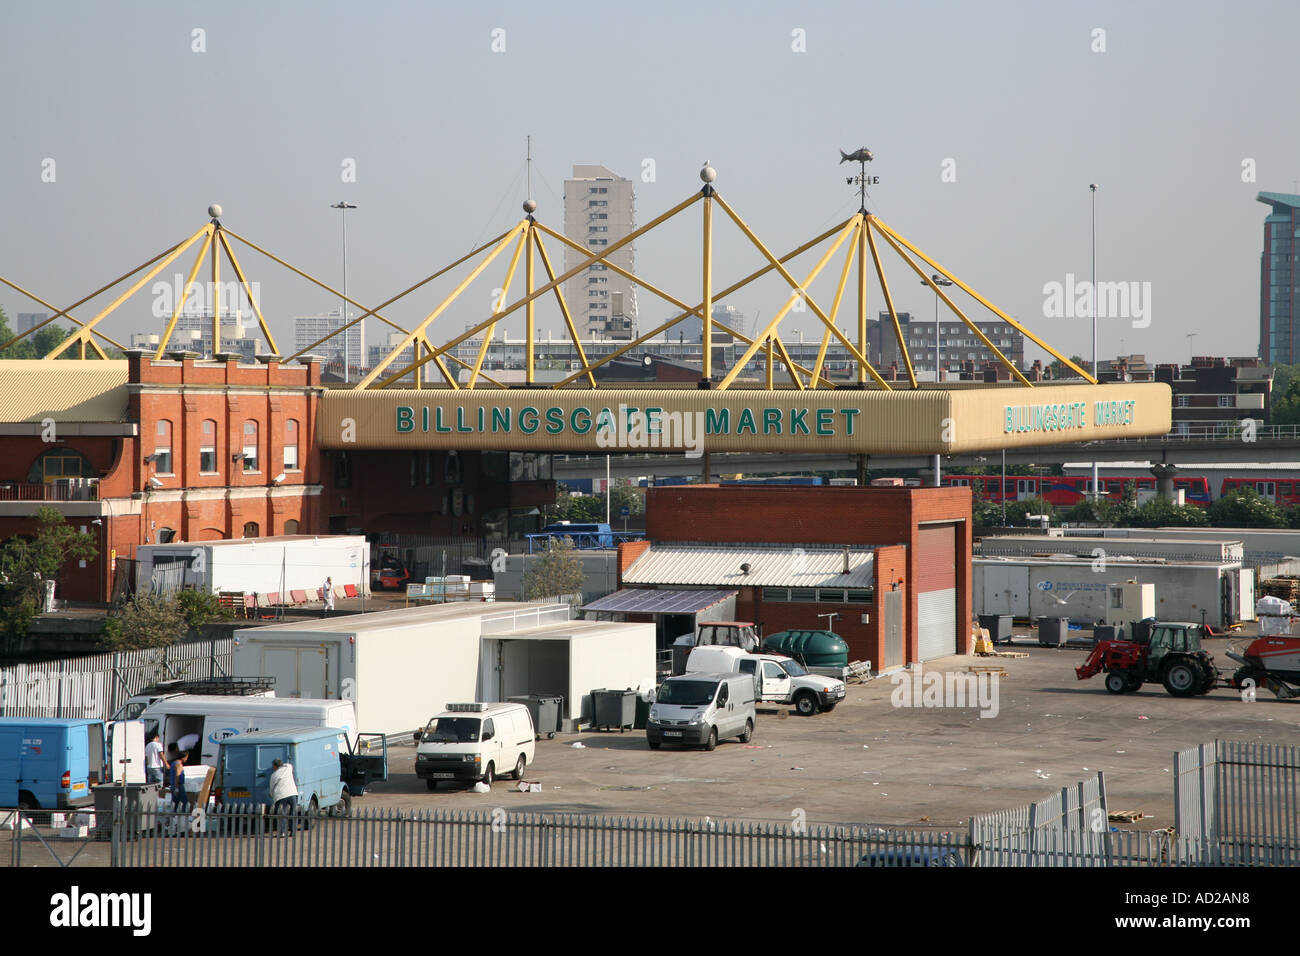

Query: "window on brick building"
<box><xmin>284</xmin><ymin>419</ymin><xmax>299</xmax><ymax>471</ymax></box>
<box><xmin>243</xmin><ymin>521</ymin><xmax>260</xmax><ymax>537</ymax></box>
<box><xmin>155</xmin><ymin>420</ymin><xmax>173</xmax><ymax>475</ymax></box>
<box><xmin>242</xmin><ymin>421</ymin><xmax>259</xmax><ymax>472</ymax></box>
<box><xmin>200</xmin><ymin>419</ymin><xmax>217</xmax><ymax>474</ymax></box>
<box><xmin>283</xmin><ymin>519</ymin><xmax>299</xmax><ymax>535</ymax></box>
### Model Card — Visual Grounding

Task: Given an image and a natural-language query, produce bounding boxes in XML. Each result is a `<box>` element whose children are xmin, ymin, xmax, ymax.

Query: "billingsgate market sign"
<box><xmin>317</xmin><ymin>383</ymin><xmax>1172</xmax><ymax>455</ymax></box>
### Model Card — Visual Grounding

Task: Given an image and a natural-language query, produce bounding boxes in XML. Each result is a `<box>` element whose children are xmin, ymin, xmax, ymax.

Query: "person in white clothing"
<box><xmin>144</xmin><ymin>732</ymin><xmax>165</xmax><ymax>786</ymax></box>
<box><xmin>268</xmin><ymin>759</ymin><xmax>298</xmax><ymax>837</ymax></box>
<box><xmin>323</xmin><ymin>577</ymin><xmax>335</xmax><ymax>617</ymax></box>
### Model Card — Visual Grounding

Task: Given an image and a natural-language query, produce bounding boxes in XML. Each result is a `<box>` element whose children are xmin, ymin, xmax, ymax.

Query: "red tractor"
<box><xmin>1075</xmin><ymin>621</ymin><xmax>1218</xmax><ymax>697</ymax></box>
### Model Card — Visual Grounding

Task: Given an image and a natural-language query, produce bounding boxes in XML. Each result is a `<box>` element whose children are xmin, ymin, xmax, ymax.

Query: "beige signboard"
<box><xmin>317</xmin><ymin>383</ymin><xmax>1172</xmax><ymax>455</ymax></box>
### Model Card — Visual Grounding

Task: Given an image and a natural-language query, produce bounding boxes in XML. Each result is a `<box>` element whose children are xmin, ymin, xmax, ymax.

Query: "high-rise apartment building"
<box><xmin>563</xmin><ymin>164</ymin><xmax>637</xmax><ymax>339</ymax></box>
<box><xmin>1258</xmin><ymin>192</ymin><xmax>1300</xmax><ymax>364</ymax></box>
<box><xmin>295</xmin><ymin>310</ymin><xmax>362</xmax><ymax>367</ymax></box>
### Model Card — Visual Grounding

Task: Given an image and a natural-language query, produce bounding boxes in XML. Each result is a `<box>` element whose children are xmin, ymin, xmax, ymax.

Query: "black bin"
<box><xmin>1093</xmin><ymin>624</ymin><xmax>1124</xmax><ymax>644</ymax></box>
<box><xmin>591</xmin><ymin>688</ymin><xmax>637</xmax><ymax>732</ymax></box>
<box><xmin>979</xmin><ymin>614</ymin><xmax>1014</xmax><ymax>645</ymax></box>
<box><xmin>1038</xmin><ymin>617</ymin><xmax>1068</xmax><ymax>647</ymax></box>
<box><xmin>508</xmin><ymin>694</ymin><xmax>565</xmax><ymax>739</ymax></box>
<box><xmin>92</xmin><ymin>782</ymin><xmax>161</xmax><ymax>841</ymax></box>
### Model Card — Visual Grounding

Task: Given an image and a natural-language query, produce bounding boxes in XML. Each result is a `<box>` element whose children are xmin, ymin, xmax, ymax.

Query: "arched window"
<box><xmin>156</xmin><ymin>527</ymin><xmax>176</xmax><ymax>544</ymax></box>
<box><xmin>26</xmin><ymin>448</ymin><xmax>94</xmax><ymax>484</ymax></box>
<box><xmin>199</xmin><ymin>419</ymin><xmax>218</xmax><ymax>474</ymax></box>
<box><xmin>284</xmin><ymin>419</ymin><xmax>299</xmax><ymax>472</ymax></box>
<box><xmin>283</xmin><ymin>519</ymin><xmax>299</xmax><ymax>535</ymax></box>
<box><xmin>242</xmin><ymin>420</ymin><xmax>259</xmax><ymax>472</ymax></box>
<box><xmin>242</xmin><ymin>521</ymin><xmax>260</xmax><ymax>538</ymax></box>
<box><xmin>154</xmin><ymin>420</ymin><xmax>173</xmax><ymax>474</ymax></box>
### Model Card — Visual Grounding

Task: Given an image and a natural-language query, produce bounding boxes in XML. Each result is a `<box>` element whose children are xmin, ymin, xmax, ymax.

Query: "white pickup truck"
<box><xmin>685</xmin><ymin>645</ymin><xmax>846</xmax><ymax>716</ymax></box>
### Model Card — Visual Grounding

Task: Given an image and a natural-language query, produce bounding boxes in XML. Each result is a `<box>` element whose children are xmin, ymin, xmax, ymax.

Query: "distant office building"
<box><xmin>295</xmin><ymin>310</ymin><xmax>362</xmax><ymax>367</ymax></box>
<box><xmin>676</xmin><ymin>304</ymin><xmax>744</xmax><ymax>345</ymax></box>
<box><xmin>16</xmin><ymin>312</ymin><xmax>47</xmax><ymax>334</ymax></box>
<box><xmin>366</xmin><ymin>332</ymin><xmax>416</xmax><ymax>384</ymax></box>
<box><xmin>564</xmin><ymin>164</ymin><xmax>637</xmax><ymax>339</ymax></box>
<box><xmin>133</xmin><ymin>310</ymin><xmax>267</xmax><ymax>360</ymax></box>
<box><xmin>869</xmin><ymin>312</ymin><xmax>1025</xmax><ymax>378</ymax></box>
<box><xmin>1257</xmin><ymin>192</ymin><xmax>1300</xmax><ymax>364</ymax></box>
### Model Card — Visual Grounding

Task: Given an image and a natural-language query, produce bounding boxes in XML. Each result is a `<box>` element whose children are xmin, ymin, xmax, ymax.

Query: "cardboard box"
<box><xmin>58</xmin><ymin>825</ymin><xmax>90</xmax><ymax>839</ymax></box>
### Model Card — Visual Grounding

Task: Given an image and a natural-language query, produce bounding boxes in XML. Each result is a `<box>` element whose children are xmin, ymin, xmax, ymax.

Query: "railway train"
<box><xmin>943</xmin><ymin>470</ymin><xmax>1300</xmax><ymax>508</ymax></box>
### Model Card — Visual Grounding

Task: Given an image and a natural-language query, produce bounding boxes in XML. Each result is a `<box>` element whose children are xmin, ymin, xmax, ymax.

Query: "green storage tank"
<box><xmin>761</xmin><ymin>630</ymin><xmax>850</xmax><ymax>667</ymax></box>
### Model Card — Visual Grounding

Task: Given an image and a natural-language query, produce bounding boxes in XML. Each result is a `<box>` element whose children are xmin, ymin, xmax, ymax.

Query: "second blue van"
<box><xmin>215</xmin><ymin>726</ymin><xmax>350</xmax><ymax>821</ymax></box>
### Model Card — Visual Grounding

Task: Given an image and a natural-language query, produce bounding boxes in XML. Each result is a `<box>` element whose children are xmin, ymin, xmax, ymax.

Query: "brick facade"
<box><xmin>644</xmin><ymin>485</ymin><xmax>973</xmax><ymax>666</ymax></box>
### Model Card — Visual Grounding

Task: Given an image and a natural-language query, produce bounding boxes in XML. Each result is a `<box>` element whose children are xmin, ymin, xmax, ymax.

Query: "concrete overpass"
<box><xmin>554</xmin><ymin>426</ymin><xmax>1300</xmax><ymax>480</ymax></box>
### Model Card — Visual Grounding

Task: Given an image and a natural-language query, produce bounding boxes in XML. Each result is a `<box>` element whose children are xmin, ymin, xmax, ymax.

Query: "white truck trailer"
<box><xmin>233</xmin><ymin>603</ymin><xmax>573</xmax><ymax>737</ymax></box>
<box><xmin>136</xmin><ymin>534</ymin><xmax>368</xmax><ymax>604</ymax></box>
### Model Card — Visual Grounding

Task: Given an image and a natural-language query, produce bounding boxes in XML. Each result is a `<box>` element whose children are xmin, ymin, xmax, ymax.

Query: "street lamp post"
<box><xmin>923</xmin><ymin>275</ymin><xmax>954</xmax><ymax>487</ymax></box>
<box><xmin>330</xmin><ymin>201</ymin><xmax>357</xmax><ymax>382</ymax></box>
<box><xmin>1089</xmin><ymin>184</ymin><xmax>1099</xmax><ymax>500</ymax></box>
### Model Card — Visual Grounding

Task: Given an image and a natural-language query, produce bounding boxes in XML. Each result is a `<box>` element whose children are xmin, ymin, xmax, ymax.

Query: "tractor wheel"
<box><xmin>1195</xmin><ymin>658</ymin><xmax>1218</xmax><ymax>695</ymax></box>
<box><xmin>1162</xmin><ymin>659</ymin><xmax>1199</xmax><ymax>698</ymax></box>
<box><xmin>1125</xmin><ymin>673</ymin><xmax>1143</xmax><ymax>692</ymax></box>
<box><xmin>1105</xmin><ymin>672</ymin><xmax>1128</xmax><ymax>694</ymax></box>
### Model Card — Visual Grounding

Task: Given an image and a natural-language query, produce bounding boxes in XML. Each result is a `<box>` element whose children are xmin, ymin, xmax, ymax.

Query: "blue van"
<box><xmin>215</xmin><ymin>727</ymin><xmax>350</xmax><ymax>820</ymax></box>
<box><xmin>0</xmin><ymin>718</ymin><xmax>107</xmax><ymax>811</ymax></box>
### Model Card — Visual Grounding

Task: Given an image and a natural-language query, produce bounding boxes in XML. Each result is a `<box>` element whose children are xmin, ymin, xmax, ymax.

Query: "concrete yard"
<box><xmin>354</xmin><ymin>632</ymin><xmax>1300</xmax><ymax>829</ymax></box>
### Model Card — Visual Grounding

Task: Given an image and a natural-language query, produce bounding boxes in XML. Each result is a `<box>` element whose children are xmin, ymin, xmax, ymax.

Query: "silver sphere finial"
<box><xmin>522</xmin><ymin>198</ymin><xmax>538</xmax><ymax>214</ymax></box>
<box><xmin>700</xmin><ymin>163</ymin><xmax>717</xmax><ymax>184</ymax></box>
<box><xmin>208</xmin><ymin>203</ymin><xmax>223</xmax><ymax>218</ymax></box>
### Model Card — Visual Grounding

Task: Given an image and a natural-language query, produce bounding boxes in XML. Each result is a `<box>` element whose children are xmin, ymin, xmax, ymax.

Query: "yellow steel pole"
<box><xmin>872</xmin><ymin>223</ymin><xmax>1033</xmax><ymax>387</ymax></box>
<box><xmin>156</xmin><ymin>228</ymin><xmax>215</xmax><ymax>358</ymax></box>
<box><xmin>0</xmin><ymin>277</ymin><xmax>127</xmax><ymax>352</ymax></box>
<box><xmin>446</xmin><ymin>351</ymin><xmax>506</xmax><ymax>388</ymax></box>
<box><xmin>857</xmin><ymin>218</ymin><xmax>868</xmax><ymax>384</ymax></box>
<box><xmin>765</xmin><ymin>336</ymin><xmax>773</xmax><ymax>389</ymax></box>
<box><xmin>532</xmin><ymin>231</ymin><xmax>598</xmax><ymax>387</ymax></box>
<box><xmin>356</xmin><ymin>222</ymin><xmax>527</xmax><ymax>388</ymax></box>
<box><xmin>549</xmin><ymin>220</ymin><xmax>849</xmax><ymax>389</ymax></box>
<box><xmin>811</xmin><ymin>217</ymin><xmax>862</xmax><ymax>387</ymax></box>
<box><xmin>525</xmin><ymin>223</ymin><xmax>535</xmax><ymax>384</ymax></box>
<box><xmin>715</xmin><ymin>217</ymin><xmax>860</xmax><ymax>390</ymax></box>
<box><xmin>87</xmin><ymin>338</ymin><xmax>108</xmax><ymax>360</ymax></box>
<box><xmin>46</xmin><ymin>224</ymin><xmax>212</xmax><ymax>358</ymax></box>
<box><xmin>218</xmin><ymin>232</ymin><xmax>279</xmax><ymax>356</ymax></box>
<box><xmin>468</xmin><ymin>229</ymin><xmax>528</xmax><ymax>388</ymax></box>
<box><xmin>772</xmin><ymin>336</ymin><xmax>805</xmax><ymax>390</ymax></box>
<box><xmin>871</xmin><ymin>217</ymin><xmax>1093</xmax><ymax>383</ymax></box>
<box><xmin>230</xmin><ymin>227</ymin><xmax>513</xmax><ymax>362</ymax></box>
<box><xmin>702</xmin><ymin>189</ymin><xmax>713</xmax><ymax>382</ymax></box>
<box><xmin>864</xmin><ymin>220</ymin><xmax>917</xmax><ymax>388</ymax></box>
<box><xmin>712</xmin><ymin>195</ymin><xmax>888</xmax><ymax>389</ymax></box>
<box><xmin>0</xmin><ymin>237</ymin><xmax>191</xmax><ymax>351</ymax></box>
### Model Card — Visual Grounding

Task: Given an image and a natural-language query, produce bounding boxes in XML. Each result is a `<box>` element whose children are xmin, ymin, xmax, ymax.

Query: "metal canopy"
<box><xmin>581</xmin><ymin>588</ymin><xmax>739</xmax><ymax>616</ymax></box>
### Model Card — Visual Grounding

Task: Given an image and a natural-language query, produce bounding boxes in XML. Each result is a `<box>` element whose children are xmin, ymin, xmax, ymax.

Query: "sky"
<box><xmin>1</xmin><ymin>0</ymin><xmax>1295</xmax><ymax>368</ymax></box>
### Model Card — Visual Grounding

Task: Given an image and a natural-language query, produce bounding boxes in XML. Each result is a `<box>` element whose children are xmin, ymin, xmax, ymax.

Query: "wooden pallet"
<box><xmin>977</xmin><ymin>650</ymin><xmax>1028</xmax><ymax>659</ymax></box>
<box><xmin>1108</xmin><ymin>809</ymin><xmax>1146</xmax><ymax>823</ymax></box>
<box><xmin>844</xmin><ymin>660</ymin><xmax>874</xmax><ymax>683</ymax></box>
<box><xmin>967</xmin><ymin>665</ymin><xmax>1008</xmax><ymax>677</ymax></box>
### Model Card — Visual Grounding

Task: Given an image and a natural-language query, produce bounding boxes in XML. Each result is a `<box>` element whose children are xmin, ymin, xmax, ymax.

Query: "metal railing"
<box><xmin>526</xmin><ymin>531</ymin><xmax>645</xmax><ymax>553</ymax></box>
<box><xmin>0</xmin><ymin>479</ymin><xmax>100</xmax><ymax>501</ymax></box>
<box><xmin>969</xmin><ymin>772</ymin><xmax>1111</xmax><ymax>866</ymax></box>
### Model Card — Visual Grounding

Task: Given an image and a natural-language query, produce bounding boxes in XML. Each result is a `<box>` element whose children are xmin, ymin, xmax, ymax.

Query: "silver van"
<box><xmin>646</xmin><ymin>672</ymin><xmax>756</xmax><ymax>751</ymax></box>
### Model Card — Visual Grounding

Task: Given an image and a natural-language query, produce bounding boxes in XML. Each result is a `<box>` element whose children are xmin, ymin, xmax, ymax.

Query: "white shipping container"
<box><xmin>136</xmin><ymin>535</ymin><xmax>369</xmax><ymax>600</ymax></box>
<box><xmin>1067</xmin><ymin>527</ymin><xmax>1300</xmax><ymax>569</ymax></box>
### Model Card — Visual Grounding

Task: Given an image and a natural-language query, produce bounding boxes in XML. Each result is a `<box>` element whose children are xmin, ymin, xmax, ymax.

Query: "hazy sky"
<box><xmin>1</xmin><ymin>0</ymin><xmax>1295</xmax><ymax>367</ymax></box>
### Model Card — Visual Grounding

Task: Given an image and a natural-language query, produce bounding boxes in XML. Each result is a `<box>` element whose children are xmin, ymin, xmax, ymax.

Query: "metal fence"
<box><xmin>969</xmin><ymin>772</ymin><xmax>1110</xmax><ymax>866</ymax></box>
<box><xmin>0</xmin><ymin>639</ymin><xmax>232</xmax><ymax>722</ymax></box>
<box><xmin>1175</xmin><ymin>739</ymin><xmax>1300</xmax><ymax>865</ymax></box>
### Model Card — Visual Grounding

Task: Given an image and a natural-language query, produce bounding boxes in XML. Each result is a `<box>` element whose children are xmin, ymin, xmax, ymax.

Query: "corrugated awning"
<box><xmin>621</xmin><ymin>543</ymin><xmax>875</xmax><ymax>589</ymax></box>
<box><xmin>581</xmin><ymin>588</ymin><xmax>738</xmax><ymax>615</ymax></box>
<box><xmin>0</xmin><ymin>360</ymin><xmax>129</xmax><ymax>423</ymax></box>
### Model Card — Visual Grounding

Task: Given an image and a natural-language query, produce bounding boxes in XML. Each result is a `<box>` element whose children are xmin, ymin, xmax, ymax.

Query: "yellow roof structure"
<box><xmin>0</xmin><ymin>359</ymin><xmax>129</xmax><ymax>422</ymax></box>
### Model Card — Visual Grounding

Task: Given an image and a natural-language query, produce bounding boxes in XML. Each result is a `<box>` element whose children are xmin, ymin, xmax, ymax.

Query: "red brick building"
<box><xmin>0</xmin><ymin>355</ymin><xmax>557</xmax><ymax>605</ymax></box>
<box><xmin>621</xmin><ymin>485</ymin><xmax>973</xmax><ymax>668</ymax></box>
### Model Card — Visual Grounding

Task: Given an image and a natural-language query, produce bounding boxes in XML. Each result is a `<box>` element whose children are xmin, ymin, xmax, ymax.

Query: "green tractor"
<box><xmin>1075</xmin><ymin>621</ymin><xmax>1219</xmax><ymax>697</ymax></box>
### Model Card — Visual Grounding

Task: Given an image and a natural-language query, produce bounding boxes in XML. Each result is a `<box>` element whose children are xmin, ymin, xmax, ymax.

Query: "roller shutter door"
<box><xmin>917</xmin><ymin>524</ymin><xmax>958</xmax><ymax>661</ymax></box>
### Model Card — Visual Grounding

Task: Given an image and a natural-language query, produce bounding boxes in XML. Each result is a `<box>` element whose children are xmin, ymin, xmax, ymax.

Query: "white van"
<box><xmin>646</xmin><ymin>672</ymin><xmax>756</xmax><ymax>751</ymax></box>
<box><xmin>138</xmin><ymin>695</ymin><xmax>357</xmax><ymax>768</ymax></box>
<box><xmin>686</xmin><ymin>646</ymin><xmax>847</xmax><ymax>716</ymax></box>
<box><xmin>414</xmin><ymin>702</ymin><xmax>535</xmax><ymax>789</ymax></box>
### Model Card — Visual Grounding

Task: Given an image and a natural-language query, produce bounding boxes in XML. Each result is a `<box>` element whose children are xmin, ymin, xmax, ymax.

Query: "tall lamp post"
<box><xmin>1089</xmin><ymin>184</ymin><xmax>1099</xmax><ymax>500</ymax></box>
<box><xmin>330</xmin><ymin>201</ymin><xmax>357</xmax><ymax>382</ymax></box>
<box><xmin>923</xmin><ymin>274</ymin><xmax>954</xmax><ymax>487</ymax></box>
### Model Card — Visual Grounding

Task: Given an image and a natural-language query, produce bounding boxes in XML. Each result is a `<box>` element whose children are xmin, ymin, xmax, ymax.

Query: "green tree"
<box><xmin>1207</xmin><ymin>487</ymin><xmax>1287</xmax><ymax>529</ymax></box>
<box><xmin>522</xmin><ymin>536</ymin><xmax>586</xmax><ymax>601</ymax></box>
<box><xmin>174</xmin><ymin>588</ymin><xmax>234</xmax><ymax>630</ymax></box>
<box><xmin>1132</xmin><ymin>496</ymin><xmax>1209</xmax><ymax>528</ymax></box>
<box><xmin>100</xmin><ymin>592</ymin><xmax>188</xmax><ymax>651</ymax></box>
<box><xmin>1269</xmin><ymin>372</ymin><xmax>1300</xmax><ymax>427</ymax></box>
<box><xmin>1002</xmin><ymin>496</ymin><xmax>1054</xmax><ymax>526</ymax></box>
<box><xmin>0</xmin><ymin>306</ymin><xmax>75</xmax><ymax>359</ymax></box>
<box><xmin>0</xmin><ymin>507</ymin><xmax>98</xmax><ymax>649</ymax></box>
<box><xmin>1047</xmin><ymin>354</ymin><xmax>1088</xmax><ymax>381</ymax></box>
